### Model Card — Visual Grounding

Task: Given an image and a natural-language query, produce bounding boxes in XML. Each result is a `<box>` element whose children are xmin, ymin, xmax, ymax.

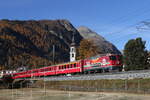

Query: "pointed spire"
<box><xmin>71</xmin><ymin>32</ymin><xmax>75</xmax><ymax>46</ymax></box>
<box><xmin>72</xmin><ymin>32</ymin><xmax>75</xmax><ymax>43</ymax></box>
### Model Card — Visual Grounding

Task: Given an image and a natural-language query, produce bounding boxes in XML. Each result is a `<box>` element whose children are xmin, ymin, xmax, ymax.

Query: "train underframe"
<box><xmin>83</xmin><ymin>66</ymin><xmax>123</xmax><ymax>74</ymax></box>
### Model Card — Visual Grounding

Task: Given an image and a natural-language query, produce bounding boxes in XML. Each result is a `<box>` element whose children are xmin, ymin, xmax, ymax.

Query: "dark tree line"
<box><xmin>124</xmin><ymin>37</ymin><xmax>149</xmax><ymax>70</ymax></box>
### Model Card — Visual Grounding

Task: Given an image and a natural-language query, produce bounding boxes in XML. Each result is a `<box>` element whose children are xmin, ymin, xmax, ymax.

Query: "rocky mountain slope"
<box><xmin>77</xmin><ymin>26</ymin><xmax>121</xmax><ymax>54</ymax></box>
<box><xmin>0</xmin><ymin>19</ymin><xmax>120</xmax><ymax>70</ymax></box>
<box><xmin>0</xmin><ymin>19</ymin><xmax>82</xmax><ymax>69</ymax></box>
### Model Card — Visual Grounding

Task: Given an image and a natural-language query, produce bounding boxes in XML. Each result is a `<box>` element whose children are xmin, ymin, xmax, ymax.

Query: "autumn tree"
<box><xmin>124</xmin><ymin>37</ymin><xmax>148</xmax><ymax>70</ymax></box>
<box><xmin>77</xmin><ymin>39</ymin><xmax>101</xmax><ymax>59</ymax></box>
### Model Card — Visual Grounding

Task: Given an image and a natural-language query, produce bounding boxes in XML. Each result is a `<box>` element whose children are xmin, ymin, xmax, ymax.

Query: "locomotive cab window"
<box><xmin>109</xmin><ymin>56</ymin><xmax>117</xmax><ymax>60</ymax></box>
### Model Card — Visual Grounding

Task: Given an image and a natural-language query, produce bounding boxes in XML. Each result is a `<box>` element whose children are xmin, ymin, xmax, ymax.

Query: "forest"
<box><xmin>0</xmin><ymin>19</ymin><xmax>82</xmax><ymax>70</ymax></box>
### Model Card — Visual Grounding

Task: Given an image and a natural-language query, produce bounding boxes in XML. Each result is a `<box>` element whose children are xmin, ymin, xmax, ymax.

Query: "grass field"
<box><xmin>0</xmin><ymin>78</ymin><xmax>150</xmax><ymax>100</ymax></box>
<box><xmin>0</xmin><ymin>88</ymin><xmax>150</xmax><ymax>100</ymax></box>
<box><xmin>33</xmin><ymin>78</ymin><xmax>150</xmax><ymax>94</ymax></box>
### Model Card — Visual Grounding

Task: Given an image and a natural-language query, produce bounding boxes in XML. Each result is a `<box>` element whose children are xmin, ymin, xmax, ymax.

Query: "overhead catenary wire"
<box><xmin>101</xmin><ymin>17</ymin><xmax>150</xmax><ymax>45</ymax></box>
<box><xmin>96</xmin><ymin>2</ymin><xmax>150</xmax><ymax>43</ymax></box>
<box><xmin>100</xmin><ymin>2</ymin><xmax>150</xmax><ymax>33</ymax></box>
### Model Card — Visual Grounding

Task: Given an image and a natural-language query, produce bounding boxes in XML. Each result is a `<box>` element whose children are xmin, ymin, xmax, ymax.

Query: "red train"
<box><xmin>10</xmin><ymin>54</ymin><xmax>123</xmax><ymax>79</ymax></box>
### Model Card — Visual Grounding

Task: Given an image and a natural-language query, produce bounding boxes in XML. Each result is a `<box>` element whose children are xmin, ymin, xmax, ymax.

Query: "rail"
<box><xmin>14</xmin><ymin>70</ymin><xmax>150</xmax><ymax>81</ymax></box>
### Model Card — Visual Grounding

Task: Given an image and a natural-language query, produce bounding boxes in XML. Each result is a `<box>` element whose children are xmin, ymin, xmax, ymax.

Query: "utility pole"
<box><xmin>52</xmin><ymin>45</ymin><xmax>55</xmax><ymax>65</ymax></box>
<box><xmin>8</xmin><ymin>48</ymin><xmax>11</xmax><ymax>69</ymax></box>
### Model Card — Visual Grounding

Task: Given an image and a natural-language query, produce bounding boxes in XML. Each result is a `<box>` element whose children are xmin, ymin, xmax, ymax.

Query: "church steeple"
<box><xmin>70</xmin><ymin>33</ymin><xmax>76</xmax><ymax>62</ymax></box>
<box><xmin>71</xmin><ymin>32</ymin><xmax>75</xmax><ymax>46</ymax></box>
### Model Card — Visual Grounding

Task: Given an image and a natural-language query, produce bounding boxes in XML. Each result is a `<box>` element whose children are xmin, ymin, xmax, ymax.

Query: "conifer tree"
<box><xmin>124</xmin><ymin>37</ymin><xmax>148</xmax><ymax>70</ymax></box>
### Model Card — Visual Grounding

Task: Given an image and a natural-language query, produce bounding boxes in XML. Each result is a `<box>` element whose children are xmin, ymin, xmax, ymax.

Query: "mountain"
<box><xmin>77</xmin><ymin>26</ymin><xmax>121</xmax><ymax>54</ymax></box>
<box><xmin>0</xmin><ymin>19</ymin><xmax>82</xmax><ymax>69</ymax></box>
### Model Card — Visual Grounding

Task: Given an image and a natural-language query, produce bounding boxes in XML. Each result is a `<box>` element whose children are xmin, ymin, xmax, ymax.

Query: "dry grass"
<box><xmin>0</xmin><ymin>88</ymin><xmax>150</xmax><ymax>100</ymax></box>
<box><xmin>33</xmin><ymin>78</ymin><xmax>150</xmax><ymax>93</ymax></box>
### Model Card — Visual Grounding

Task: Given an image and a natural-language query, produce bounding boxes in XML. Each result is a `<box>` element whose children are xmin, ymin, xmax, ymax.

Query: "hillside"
<box><xmin>0</xmin><ymin>20</ymin><xmax>121</xmax><ymax>70</ymax></box>
<box><xmin>77</xmin><ymin>26</ymin><xmax>121</xmax><ymax>54</ymax></box>
<box><xmin>0</xmin><ymin>19</ymin><xmax>82</xmax><ymax>69</ymax></box>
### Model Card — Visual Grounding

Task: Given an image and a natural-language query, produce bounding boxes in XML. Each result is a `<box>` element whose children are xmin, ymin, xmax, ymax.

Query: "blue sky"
<box><xmin>0</xmin><ymin>0</ymin><xmax>150</xmax><ymax>50</ymax></box>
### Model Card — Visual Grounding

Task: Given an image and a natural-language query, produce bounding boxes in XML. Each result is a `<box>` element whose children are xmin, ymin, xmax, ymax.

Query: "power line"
<box><xmin>100</xmin><ymin>3</ymin><xmax>150</xmax><ymax>32</ymax></box>
<box><xmin>96</xmin><ymin>3</ymin><xmax>150</xmax><ymax>41</ymax></box>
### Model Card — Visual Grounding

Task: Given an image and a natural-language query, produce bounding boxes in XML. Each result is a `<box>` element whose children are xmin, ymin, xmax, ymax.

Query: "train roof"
<box><xmin>86</xmin><ymin>53</ymin><xmax>122</xmax><ymax>60</ymax></box>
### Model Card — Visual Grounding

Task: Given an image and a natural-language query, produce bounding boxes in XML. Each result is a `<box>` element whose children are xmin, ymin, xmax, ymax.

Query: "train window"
<box><xmin>74</xmin><ymin>63</ymin><xmax>76</xmax><ymax>67</ymax></box>
<box><xmin>59</xmin><ymin>66</ymin><xmax>61</xmax><ymax>69</ymax></box>
<box><xmin>71</xmin><ymin>64</ymin><xmax>73</xmax><ymax>68</ymax></box>
<box><xmin>41</xmin><ymin>69</ymin><xmax>45</xmax><ymax>72</ymax></box>
<box><xmin>109</xmin><ymin>56</ymin><xmax>117</xmax><ymax>60</ymax></box>
<box><xmin>34</xmin><ymin>70</ymin><xmax>38</xmax><ymax>73</ymax></box>
<box><xmin>69</xmin><ymin>64</ymin><xmax>72</xmax><ymax>68</ymax></box>
<box><xmin>44</xmin><ymin>68</ymin><xmax>47</xmax><ymax>71</ymax></box>
<box><xmin>64</xmin><ymin>65</ymin><xmax>66</xmax><ymax>69</ymax></box>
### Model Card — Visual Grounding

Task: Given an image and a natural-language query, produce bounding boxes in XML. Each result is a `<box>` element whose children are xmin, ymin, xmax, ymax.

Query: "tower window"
<box><xmin>72</xmin><ymin>54</ymin><xmax>74</xmax><ymax>57</ymax></box>
<box><xmin>71</xmin><ymin>48</ymin><xmax>74</xmax><ymax>52</ymax></box>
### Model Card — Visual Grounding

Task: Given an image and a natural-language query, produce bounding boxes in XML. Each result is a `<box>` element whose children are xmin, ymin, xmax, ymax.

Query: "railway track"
<box><xmin>20</xmin><ymin>70</ymin><xmax>150</xmax><ymax>81</ymax></box>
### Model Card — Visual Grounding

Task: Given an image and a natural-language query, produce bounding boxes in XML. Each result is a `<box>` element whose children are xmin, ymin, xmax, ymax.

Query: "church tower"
<box><xmin>70</xmin><ymin>33</ymin><xmax>76</xmax><ymax>62</ymax></box>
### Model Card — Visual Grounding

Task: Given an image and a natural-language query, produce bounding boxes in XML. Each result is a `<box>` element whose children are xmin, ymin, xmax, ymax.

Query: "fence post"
<box><xmin>138</xmin><ymin>79</ymin><xmax>140</xmax><ymax>93</ymax></box>
<box><xmin>125</xmin><ymin>79</ymin><xmax>127</xmax><ymax>91</ymax></box>
<box><xmin>103</xmin><ymin>81</ymin><xmax>105</xmax><ymax>91</ymax></box>
<box><xmin>113</xmin><ymin>81</ymin><xmax>116</xmax><ymax>91</ymax></box>
<box><xmin>11</xmin><ymin>83</ymin><xmax>13</xmax><ymax>100</ymax></box>
<box><xmin>95</xmin><ymin>81</ymin><xmax>98</xmax><ymax>92</ymax></box>
<box><xmin>44</xmin><ymin>80</ymin><xmax>46</xmax><ymax>97</ymax></box>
